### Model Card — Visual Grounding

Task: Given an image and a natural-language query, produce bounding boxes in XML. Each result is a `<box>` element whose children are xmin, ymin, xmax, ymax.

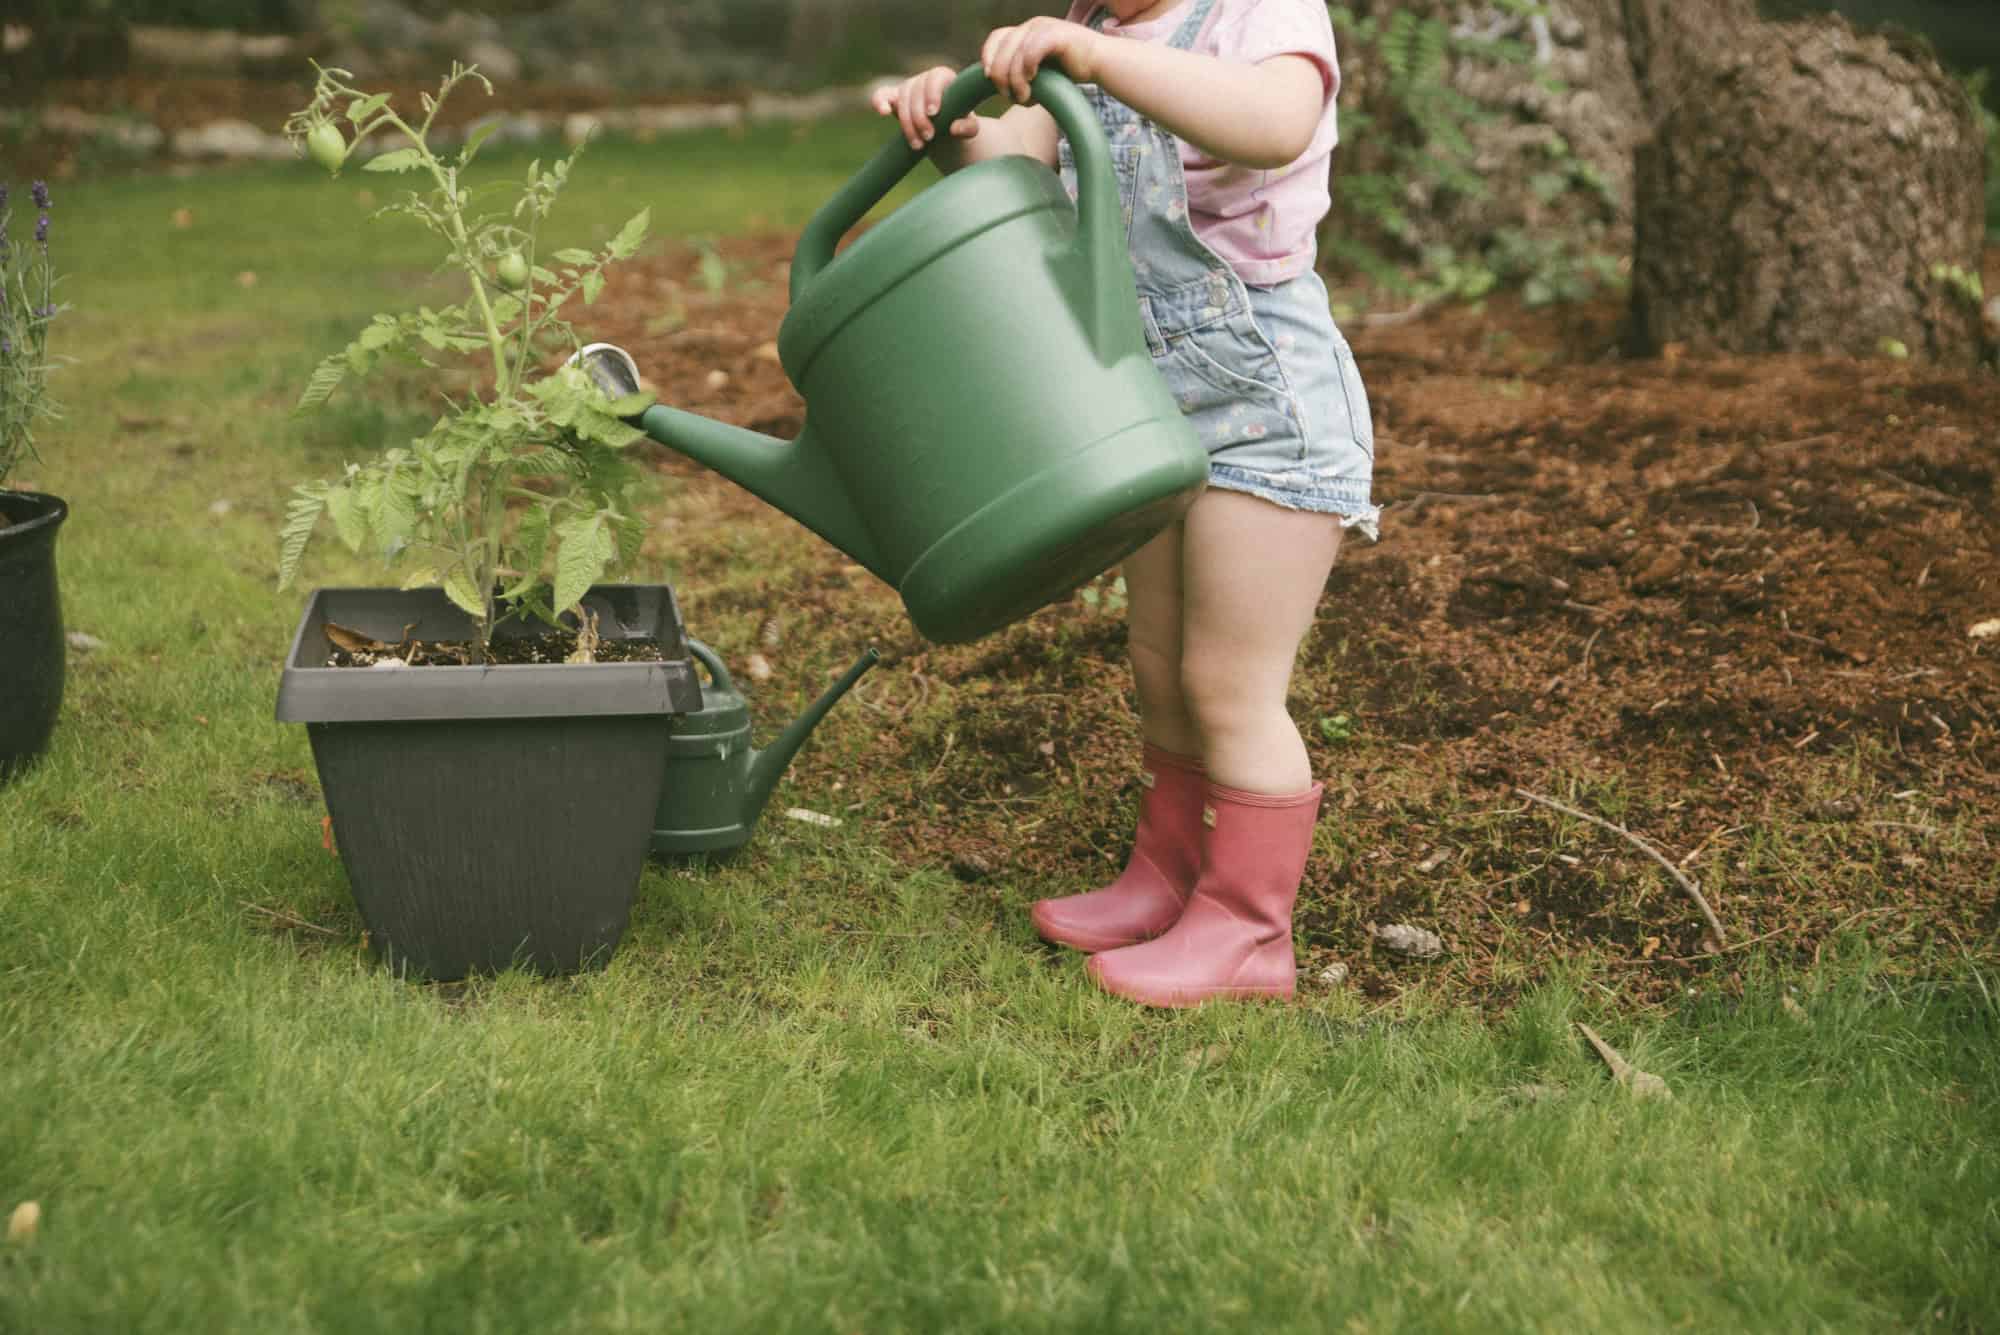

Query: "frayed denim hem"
<box><xmin>1207</xmin><ymin>464</ymin><xmax>1382</xmax><ymax>542</ymax></box>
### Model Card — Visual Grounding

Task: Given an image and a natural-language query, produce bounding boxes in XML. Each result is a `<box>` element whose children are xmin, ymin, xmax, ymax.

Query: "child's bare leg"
<box><xmin>1179</xmin><ymin>490</ymin><xmax>1342</xmax><ymax>792</ymax></box>
<box><xmin>1121</xmin><ymin>521</ymin><xmax>1199</xmax><ymax>755</ymax></box>
<box><xmin>1026</xmin><ymin>521</ymin><xmax>1202</xmax><ymax>954</ymax></box>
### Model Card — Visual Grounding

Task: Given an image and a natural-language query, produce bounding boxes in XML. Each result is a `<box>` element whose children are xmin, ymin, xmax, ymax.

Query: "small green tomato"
<box><xmin>305</xmin><ymin>123</ymin><xmax>347</xmax><ymax>174</ymax></box>
<box><xmin>496</xmin><ymin>251</ymin><xmax>531</xmax><ymax>291</ymax></box>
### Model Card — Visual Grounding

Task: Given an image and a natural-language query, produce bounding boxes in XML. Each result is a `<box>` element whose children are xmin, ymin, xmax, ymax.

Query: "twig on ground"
<box><xmin>920</xmin><ymin>729</ymin><xmax>956</xmax><ymax>790</ymax></box>
<box><xmin>1870</xmin><ymin>468</ymin><xmax>1970</xmax><ymax>510</ymax></box>
<box><xmin>1575</xmin><ymin>1022</ymin><xmax>1672</xmax><ymax>1099</ymax></box>
<box><xmin>1360</xmin><ymin>295</ymin><xmax>1445</xmax><ymax>327</ymax></box>
<box><xmin>1408</xmin><ymin>490</ymin><xmax>1504</xmax><ymax>506</ymax></box>
<box><xmin>1515</xmin><ymin>787</ymin><xmax>1727</xmax><ymax>948</ymax></box>
<box><xmin>1677</xmin><ymin>824</ymin><xmax>1742</xmax><ymax>868</ymax></box>
<box><xmin>240</xmin><ymin>901</ymin><xmax>339</xmax><ymax>936</ymax></box>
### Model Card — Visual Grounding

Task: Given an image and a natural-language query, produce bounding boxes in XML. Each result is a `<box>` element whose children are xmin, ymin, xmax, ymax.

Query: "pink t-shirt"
<box><xmin>1062</xmin><ymin>0</ymin><xmax>1341</xmax><ymax>285</ymax></box>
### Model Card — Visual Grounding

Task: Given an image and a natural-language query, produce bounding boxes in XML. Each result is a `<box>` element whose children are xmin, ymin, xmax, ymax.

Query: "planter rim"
<box><xmin>276</xmin><ymin>584</ymin><xmax>704</xmax><ymax>724</ymax></box>
<box><xmin>0</xmin><ymin>490</ymin><xmax>69</xmax><ymax>542</ymax></box>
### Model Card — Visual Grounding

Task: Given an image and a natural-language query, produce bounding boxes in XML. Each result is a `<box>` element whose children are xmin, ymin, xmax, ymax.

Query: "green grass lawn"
<box><xmin>3</xmin><ymin>118</ymin><xmax>1998</xmax><ymax>1333</ymax></box>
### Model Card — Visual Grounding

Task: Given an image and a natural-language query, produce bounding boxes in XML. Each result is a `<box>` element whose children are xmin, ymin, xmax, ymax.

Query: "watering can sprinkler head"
<box><xmin>571</xmin><ymin>343</ymin><xmax>644</xmax><ymax>403</ymax></box>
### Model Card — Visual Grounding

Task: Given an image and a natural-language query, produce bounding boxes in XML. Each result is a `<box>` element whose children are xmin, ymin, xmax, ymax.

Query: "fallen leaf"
<box><xmin>1781</xmin><ymin>994</ymin><xmax>1808</xmax><ymax>1023</ymax></box>
<box><xmin>1641</xmin><ymin>936</ymin><xmax>1661</xmax><ymax>960</ymax></box>
<box><xmin>171</xmin><ymin>207</ymin><xmax>193</xmax><ymax>228</ymax></box>
<box><xmin>746</xmin><ymin>652</ymin><xmax>773</xmax><ymax>682</ymax></box>
<box><xmin>7</xmin><ymin>1200</ymin><xmax>39</xmax><ymax>1243</ymax></box>
<box><xmin>783</xmin><ymin>807</ymin><xmax>840</xmax><ymax>828</ymax></box>
<box><xmin>1372</xmin><ymin>922</ymin><xmax>1443</xmax><ymax>960</ymax></box>
<box><xmin>1969</xmin><ymin>618</ymin><xmax>2000</xmax><ymax>640</ymax></box>
<box><xmin>65</xmin><ymin>630</ymin><xmax>107</xmax><ymax>652</ymax></box>
<box><xmin>321</xmin><ymin>814</ymin><xmax>336</xmax><ymax>855</ymax></box>
<box><xmin>324</xmin><ymin>621</ymin><xmax>387</xmax><ymax>654</ymax></box>
<box><xmin>1576</xmin><ymin>1021</ymin><xmax>1672</xmax><ymax>1100</ymax></box>
<box><xmin>1416</xmin><ymin>847</ymin><xmax>1452</xmax><ymax>874</ymax></box>
<box><xmin>1316</xmin><ymin>961</ymin><xmax>1350</xmax><ymax>987</ymax></box>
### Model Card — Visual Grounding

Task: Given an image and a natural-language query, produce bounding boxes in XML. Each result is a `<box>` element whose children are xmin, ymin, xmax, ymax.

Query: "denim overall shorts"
<box><xmin>1057</xmin><ymin>0</ymin><xmax>1380</xmax><ymax>538</ymax></box>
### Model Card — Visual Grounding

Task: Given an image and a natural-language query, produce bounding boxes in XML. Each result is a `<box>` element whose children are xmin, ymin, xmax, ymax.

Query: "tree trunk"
<box><xmin>1623</xmin><ymin>0</ymin><xmax>1986</xmax><ymax>363</ymax></box>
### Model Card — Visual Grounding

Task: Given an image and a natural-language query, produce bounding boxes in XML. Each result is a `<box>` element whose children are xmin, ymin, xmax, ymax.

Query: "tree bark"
<box><xmin>1623</xmin><ymin>2</ymin><xmax>1986</xmax><ymax>363</ymax></box>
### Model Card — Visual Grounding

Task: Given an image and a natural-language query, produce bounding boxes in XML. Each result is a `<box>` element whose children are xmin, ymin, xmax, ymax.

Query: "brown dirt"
<box><xmin>589</xmin><ymin>235</ymin><xmax>2000</xmax><ymax>1010</ymax></box>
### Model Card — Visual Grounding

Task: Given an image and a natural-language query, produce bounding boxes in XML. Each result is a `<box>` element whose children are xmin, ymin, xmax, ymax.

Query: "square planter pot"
<box><xmin>0</xmin><ymin>491</ymin><xmax>68</xmax><ymax>784</ymax></box>
<box><xmin>276</xmin><ymin>584</ymin><xmax>703</xmax><ymax>980</ymax></box>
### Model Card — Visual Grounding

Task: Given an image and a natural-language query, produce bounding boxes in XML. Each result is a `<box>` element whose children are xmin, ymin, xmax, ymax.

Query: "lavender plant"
<box><xmin>277</xmin><ymin>64</ymin><xmax>655</xmax><ymax>661</ymax></box>
<box><xmin>0</xmin><ymin>181</ymin><xmax>62</xmax><ymax>488</ymax></box>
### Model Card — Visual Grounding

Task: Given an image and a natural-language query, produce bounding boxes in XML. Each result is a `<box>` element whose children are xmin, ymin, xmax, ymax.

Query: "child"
<box><xmin>873</xmin><ymin>0</ymin><xmax>1377</xmax><ymax>1007</ymax></box>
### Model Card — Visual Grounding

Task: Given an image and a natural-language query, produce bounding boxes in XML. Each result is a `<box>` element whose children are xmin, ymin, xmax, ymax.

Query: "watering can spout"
<box><xmin>742</xmin><ymin>647</ymin><xmax>880</xmax><ymax>818</ymax></box>
<box><xmin>571</xmin><ymin>343</ymin><xmax>886</xmax><ymax>578</ymax></box>
<box><xmin>635</xmin><ymin>404</ymin><xmax>888</xmax><ymax>581</ymax></box>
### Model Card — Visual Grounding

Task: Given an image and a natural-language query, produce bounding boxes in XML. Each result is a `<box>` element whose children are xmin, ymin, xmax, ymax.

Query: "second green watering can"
<box><xmin>592</xmin><ymin>64</ymin><xmax>1207</xmax><ymax>644</ymax></box>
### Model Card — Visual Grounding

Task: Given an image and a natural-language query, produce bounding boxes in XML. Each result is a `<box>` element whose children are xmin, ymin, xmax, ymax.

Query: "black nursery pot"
<box><xmin>275</xmin><ymin>584</ymin><xmax>703</xmax><ymax>981</ymax></box>
<box><xmin>0</xmin><ymin>491</ymin><xmax>69</xmax><ymax>784</ymax></box>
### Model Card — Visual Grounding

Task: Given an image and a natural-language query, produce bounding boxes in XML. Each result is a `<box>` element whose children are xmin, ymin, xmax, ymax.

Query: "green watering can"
<box><xmin>652</xmin><ymin>638</ymin><xmax>878</xmax><ymax>858</ymax></box>
<box><xmin>589</xmin><ymin>64</ymin><xmax>1207</xmax><ymax>644</ymax></box>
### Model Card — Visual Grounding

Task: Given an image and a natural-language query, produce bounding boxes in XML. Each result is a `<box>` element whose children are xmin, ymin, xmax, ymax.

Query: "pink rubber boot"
<box><xmin>1030</xmin><ymin>745</ymin><xmax>1205</xmax><ymax>953</ymax></box>
<box><xmin>1086</xmin><ymin>781</ymin><xmax>1323</xmax><ymax>1008</ymax></box>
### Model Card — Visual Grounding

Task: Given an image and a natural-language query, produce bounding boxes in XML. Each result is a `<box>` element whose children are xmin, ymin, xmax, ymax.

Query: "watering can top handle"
<box><xmin>790</xmin><ymin>64</ymin><xmax>1123</xmax><ymax>304</ymax></box>
<box><xmin>685</xmin><ymin>637</ymin><xmax>735</xmax><ymax>693</ymax></box>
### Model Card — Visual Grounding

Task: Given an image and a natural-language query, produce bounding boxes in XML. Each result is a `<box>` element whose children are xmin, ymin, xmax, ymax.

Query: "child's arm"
<box><xmin>871</xmin><ymin>67</ymin><xmax>1060</xmax><ymax>170</ymax></box>
<box><xmin>982</xmin><ymin>17</ymin><xmax>1323</xmax><ymax>171</ymax></box>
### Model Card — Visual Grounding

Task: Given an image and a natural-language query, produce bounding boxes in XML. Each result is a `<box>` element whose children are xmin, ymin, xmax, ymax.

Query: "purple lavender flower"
<box><xmin>30</xmin><ymin>181</ymin><xmax>50</xmax><ymax>210</ymax></box>
<box><xmin>35</xmin><ymin>212</ymin><xmax>49</xmax><ymax>246</ymax></box>
<box><xmin>2</xmin><ymin>337</ymin><xmax>11</xmax><ymax>356</ymax></box>
<box><xmin>0</xmin><ymin>184</ymin><xmax>9</xmax><ymax>214</ymax></box>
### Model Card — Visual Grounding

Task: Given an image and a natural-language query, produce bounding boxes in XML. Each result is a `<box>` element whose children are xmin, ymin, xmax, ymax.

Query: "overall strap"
<box><xmin>1083</xmin><ymin>2</ymin><xmax>1219</xmax><ymax>45</ymax></box>
<box><xmin>1168</xmin><ymin>0</ymin><xmax>1220</xmax><ymax>51</ymax></box>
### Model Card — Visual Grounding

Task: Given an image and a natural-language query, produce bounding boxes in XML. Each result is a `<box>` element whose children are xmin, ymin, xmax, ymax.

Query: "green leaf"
<box><xmin>356</xmin><ymin>319</ymin><xmax>400</xmax><ymax>351</ymax></box>
<box><xmin>581</xmin><ymin>270</ymin><xmax>605</xmax><ymax>306</ymax></box>
<box><xmin>552</xmin><ymin>248</ymin><xmax>594</xmax><ymax>265</ymax></box>
<box><xmin>276</xmin><ymin>485</ymin><xmax>327</xmax><ymax>589</ymax></box>
<box><xmin>552</xmin><ymin>513</ymin><xmax>614</xmax><ymax>616</ymax></box>
<box><xmin>460</xmin><ymin>121</ymin><xmax>500</xmax><ymax>162</ymax></box>
<box><xmin>325</xmin><ymin>483</ymin><xmax>368</xmax><ymax>552</ymax></box>
<box><xmin>606</xmin><ymin>391</ymin><xmax>657</xmax><ymax>418</ymax></box>
<box><xmin>500</xmin><ymin>505</ymin><xmax>552</xmax><ymax>599</ymax></box>
<box><xmin>292</xmin><ymin>354</ymin><xmax>347</xmax><ymax>416</ymax></box>
<box><xmin>441</xmin><ymin>565</ymin><xmax>487</xmax><ymax>618</ymax></box>
<box><xmin>346</xmin><ymin>93</ymin><xmax>389</xmax><ymax>124</ymax></box>
<box><xmin>608</xmin><ymin>209</ymin><xmax>650</xmax><ymax>261</ymax></box>
<box><xmin>363</xmin><ymin>148</ymin><xmax>426</xmax><ymax>173</ymax></box>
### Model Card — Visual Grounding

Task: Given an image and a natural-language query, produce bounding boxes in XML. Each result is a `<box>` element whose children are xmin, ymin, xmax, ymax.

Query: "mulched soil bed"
<box><xmin>589</xmin><ymin>235</ymin><xmax>2000</xmax><ymax>1009</ymax></box>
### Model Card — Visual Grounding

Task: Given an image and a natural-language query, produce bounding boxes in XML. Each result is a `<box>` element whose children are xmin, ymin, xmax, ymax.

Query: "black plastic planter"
<box><xmin>276</xmin><ymin>585</ymin><xmax>702</xmax><ymax>980</ymax></box>
<box><xmin>0</xmin><ymin>491</ymin><xmax>68</xmax><ymax>784</ymax></box>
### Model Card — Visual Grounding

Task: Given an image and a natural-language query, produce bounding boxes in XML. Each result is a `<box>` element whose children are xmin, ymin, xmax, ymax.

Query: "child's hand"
<box><xmin>981</xmin><ymin>18</ymin><xmax>1105</xmax><ymax>104</ymax></box>
<box><xmin>871</xmin><ymin>67</ymin><xmax>981</xmax><ymax>151</ymax></box>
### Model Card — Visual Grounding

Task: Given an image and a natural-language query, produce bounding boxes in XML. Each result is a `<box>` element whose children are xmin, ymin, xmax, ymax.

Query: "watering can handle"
<box><xmin>790</xmin><ymin>64</ymin><xmax>1124</xmax><ymax>317</ymax></box>
<box><xmin>685</xmin><ymin>638</ymin><xmax>735</xmax><ymax>693</ymax></box>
